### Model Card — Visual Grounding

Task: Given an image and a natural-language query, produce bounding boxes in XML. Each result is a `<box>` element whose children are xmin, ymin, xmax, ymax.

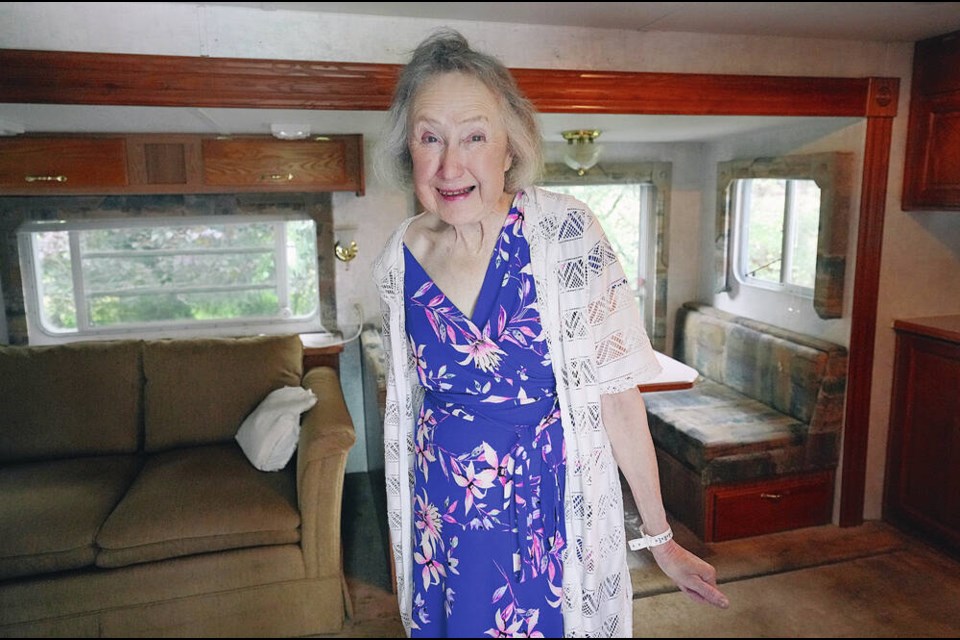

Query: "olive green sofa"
<box><xmin>0</xmin><ymin>334</ymin><xmax>355</xmax><ymax>637</ymax></box>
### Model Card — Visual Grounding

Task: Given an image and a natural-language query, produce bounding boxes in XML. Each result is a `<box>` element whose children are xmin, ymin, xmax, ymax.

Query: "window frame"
<box><xmin>18</xmin><ymin>213</ymin><xmax>326</xmax><ymax>345</ymax></box>
<box><xmin>716</xmin><ymin>152</ymin><xmax>853</xmax><ymax>319</ymax></box>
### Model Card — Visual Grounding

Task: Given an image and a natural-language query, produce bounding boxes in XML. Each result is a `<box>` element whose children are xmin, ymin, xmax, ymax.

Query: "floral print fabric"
<box><xmin>403</xmin><ymin>202</ymin><xmax>566</xmax><ymax>638</ymax></box>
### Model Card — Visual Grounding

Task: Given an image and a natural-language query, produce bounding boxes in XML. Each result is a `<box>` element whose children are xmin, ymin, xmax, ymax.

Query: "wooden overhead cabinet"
<box><xmin>202</xmin><ymin>135</ymin><xmax>363</xmax><ymax>194</ymax></box>
<box><xmin>0</xmin><ymin>134</ymin><xmax>364</xmax><ymax>196</ymax></box>
<box><xmin>902</xmin><ymin>30</ymin><xmax>960</xmax><ymax>210</ymax></box>
<box><xmin>0</xmin><ymin>136</ymin><xmax>128</xmax><ymax>192</ymax></box>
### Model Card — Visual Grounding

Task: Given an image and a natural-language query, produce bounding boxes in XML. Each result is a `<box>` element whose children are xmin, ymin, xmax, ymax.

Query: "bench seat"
<box><xmin>644</xmin><ymin>303</ymin><xmax>847</xmax><ymax>541</ymax></box>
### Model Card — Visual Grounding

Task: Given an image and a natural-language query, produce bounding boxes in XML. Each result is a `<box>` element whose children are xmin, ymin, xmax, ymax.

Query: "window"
<box><xmin>731</xmin><ymin>177</ymin><xmax>821</xmax><ymax>294</ymax></box>
<box><xmin>18</xmin><ymin>214</ymin><xmax>325</xmax><ymax>344</ymax></box>
<box><xmin>716</xmin><ymin>153</ymin><xmax>853</xmax><ymax>319</ymax></box>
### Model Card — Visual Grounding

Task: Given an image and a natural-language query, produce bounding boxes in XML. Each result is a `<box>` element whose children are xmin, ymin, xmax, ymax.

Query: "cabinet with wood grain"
<box><xmin>902</xmin><ymin>30</ymin><xmax>960</xmax><ymax>210</ymax></box>
<box><xmin>202</xmin><ymin>135</ymin><xmax>363</xmax><ymax>195</ymax></box>
<box><xmin>0</xmin><ymin>136</ymin><xmax>128</xmax><ymax>193</ymax></box>
<box><xmin>0</xmin><ymin>134</ymin><xmax>364</xmax><ymax>196</ymax></box>
<box><xmin>883</xmin><ymin>315</ymin><xmax>960</xmax><ymax>558</ymax></box>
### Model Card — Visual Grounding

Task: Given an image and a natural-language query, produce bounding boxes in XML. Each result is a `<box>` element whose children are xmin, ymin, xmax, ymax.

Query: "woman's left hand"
<box><xmin>650</xmin><ymin>540</ymin><xmax>730</xmax><ymax>609</ymax></box>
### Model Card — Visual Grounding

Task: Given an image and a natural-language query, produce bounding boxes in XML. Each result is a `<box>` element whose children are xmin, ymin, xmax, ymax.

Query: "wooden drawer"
<box><xmin>707</xmin><ymin>471</ymin><xmax>834</xmax><ymax>541</ymax></box>
<box><xmin>0</xmin><ymin>137</ymin><xmax>128</xmax><ymax>193</ymax></box>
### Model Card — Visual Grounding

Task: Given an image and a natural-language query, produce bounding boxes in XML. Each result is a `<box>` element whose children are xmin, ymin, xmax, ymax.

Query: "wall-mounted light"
<box><xmin>335</xmin><ymin>240</ymin><xmax>358</xmax><ymax>262</ymax></box>
<box><xmin>334</xmin><ymin>224</ymin><xmax>359</xmax><ymax>263</ymax></box>
<box><xmin>562</xmin><ymin>129</ymin><xmax>603</xmax><ymax>176</ymax></box>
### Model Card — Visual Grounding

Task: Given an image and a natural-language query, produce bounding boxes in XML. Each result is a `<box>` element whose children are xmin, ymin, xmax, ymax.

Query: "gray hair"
<box><xmin>374</xmin><ymin>28</ymin><xmax>543</xmax><ymax>193</ymax></box>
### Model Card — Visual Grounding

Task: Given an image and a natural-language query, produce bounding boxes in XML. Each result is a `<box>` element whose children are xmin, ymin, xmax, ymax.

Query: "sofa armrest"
<box><xmin>297</xmin><ymin>366</ymin><xmax>356</xmax><ymax>579</ymax></box>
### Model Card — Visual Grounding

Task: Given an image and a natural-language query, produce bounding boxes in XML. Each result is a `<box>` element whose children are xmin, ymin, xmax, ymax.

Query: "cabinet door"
<box><xmin>902</xmin><ymin>30</ymin><xmax>960</xmax><ymax>210</ymax></box>
<box><xmin>202</xmin><ymin>135</ymin><xmax>363</xmax><ymax>194</ymax></box>
<box><xmin>902</xmin><ymin>93</ymin><xmax>960</xmax><ymax>210</ymax></box>
<box><xmin>0</xmin><ymin>137</ymin><xmax>128</xmax><ymax>194</ymax></box>
<box><xmin>884</xmin><ymin>332</ymin><xmax>960</xmax><ymax>554</ymax></box>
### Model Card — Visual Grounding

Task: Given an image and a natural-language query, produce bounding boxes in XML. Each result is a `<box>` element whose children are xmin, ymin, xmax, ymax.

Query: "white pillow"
<box><xmin>236</xmin><ymin>386</ymin><xmax>318</xmax><ymax>472</ymax></box>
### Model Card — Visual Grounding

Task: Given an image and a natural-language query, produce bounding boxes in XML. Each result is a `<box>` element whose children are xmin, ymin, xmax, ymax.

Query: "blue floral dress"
<box><xmin>403</xmin><ymin>201</ymin><xmax>566</xmax><ymax>638</ymax></box>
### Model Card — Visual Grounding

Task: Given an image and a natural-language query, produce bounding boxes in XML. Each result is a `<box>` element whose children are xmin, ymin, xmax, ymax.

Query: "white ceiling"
<box><xmin>199</xmin><ymin>2</ymin><xmax>960</xmax><ymax>43</ymax></box>
<box><xmin>3</xmin><ymin>2</ymin><xmax>960</xmax><ymax>143</ymax></box>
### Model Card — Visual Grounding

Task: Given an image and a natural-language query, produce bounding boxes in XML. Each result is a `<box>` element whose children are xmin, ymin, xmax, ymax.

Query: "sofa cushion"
<box><xmin>142</xmin><ymin>334</ymin><xmax>303</xmax><ymax>452</ymax></box>
<box><xmin>95</xmin><ymin>443</ymin><xmax>300</xmax><ymax>569</ymax></box>
<box><xmin>0</xmin><ymin>340</ymin><xmax>142</xmax><ymax>462</ymax></box>
<box><xmin>0</xmin><ymin>455</ymin><xmax>141</xmax><ymax>580</ymax></box>
<box><xmin>644</xmin><ymin>378</ymin><xmax>808</xmax><ymax>474</ymax></box>
<box><xmin>675</xmin><ymin>303</ymin><xmax>847</xmax><ymax>427</ymax></box>
<box><xmin>649</xmin><ymin>302</ymin><xmax>847</xmax><ymax>487</ymax></box>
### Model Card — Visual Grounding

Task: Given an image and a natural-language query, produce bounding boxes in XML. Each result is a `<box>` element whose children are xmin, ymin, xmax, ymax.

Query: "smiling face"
<box><xmin>408</xmin><ymin>72</ymin><xmax>514</xmax><ymax>226</ymax></box>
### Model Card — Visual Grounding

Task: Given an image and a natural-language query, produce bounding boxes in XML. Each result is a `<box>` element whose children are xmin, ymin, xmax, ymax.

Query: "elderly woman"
<box><xmin>373</xmin><ymin>28</ymin><xmax>729</xmax><ymax>638</ymax></box>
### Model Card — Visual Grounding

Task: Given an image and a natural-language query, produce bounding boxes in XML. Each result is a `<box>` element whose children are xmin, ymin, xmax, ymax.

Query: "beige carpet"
<box><xmin>324</xmin><ymin>472</ymin><xmax>960</xmax><ymax>638</ymax></box>
<box><xmin>623</xmin><ymin>493</ymin><xmax>909</xmax><ymax>597</ymax></box>
<box><xmin>633</xmin><ymin>541</ymin><xmax>960</xmax><ymax>637</ymax></box>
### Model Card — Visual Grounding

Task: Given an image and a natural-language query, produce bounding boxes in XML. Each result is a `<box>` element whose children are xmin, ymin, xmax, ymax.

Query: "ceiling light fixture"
<box><xmin>562</xmin><ymin>129</ymin><xmax>602</xmax><ymax>176</ymax></box>
<box><xmin>270</xmin><ymin>123</ymin><xmax>311</xmax><ymax>140</ymax></box>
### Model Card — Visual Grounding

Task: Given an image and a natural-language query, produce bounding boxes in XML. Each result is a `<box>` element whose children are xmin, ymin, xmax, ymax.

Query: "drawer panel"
<box><xmin>708</xmin><ymin>471</ymin><xmax>834</xmax><ymax>541</ymax></box>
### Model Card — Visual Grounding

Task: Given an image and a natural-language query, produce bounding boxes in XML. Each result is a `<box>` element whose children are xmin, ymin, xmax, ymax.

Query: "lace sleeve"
<box><xmin>579</xmin><ymin>206</ymin><xmax>662</xmax><ymax>395</ymax></box>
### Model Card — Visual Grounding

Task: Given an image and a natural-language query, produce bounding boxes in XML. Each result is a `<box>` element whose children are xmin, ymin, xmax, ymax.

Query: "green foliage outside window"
<box><xmin>738</xmin><ymin>178</ymin><xmax>820</xmax><ymax>291</ymax></box>
<box><xmin>29</xmin><ymin>217</ymin><xmax>319</xmax><ymax>334</ymax></box>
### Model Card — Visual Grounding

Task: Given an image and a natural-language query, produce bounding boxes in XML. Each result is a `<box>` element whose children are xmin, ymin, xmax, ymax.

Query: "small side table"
<box><xmin>300</xmin><ymin>332</ymin><xmax>345</xmax><ymax>374</ymax></box>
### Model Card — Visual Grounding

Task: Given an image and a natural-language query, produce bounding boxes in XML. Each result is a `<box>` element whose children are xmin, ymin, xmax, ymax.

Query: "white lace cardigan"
<box><xmin>372</xmin><ymin>186</ymin><xmax>662</xmax><ymax>637</ymax></box>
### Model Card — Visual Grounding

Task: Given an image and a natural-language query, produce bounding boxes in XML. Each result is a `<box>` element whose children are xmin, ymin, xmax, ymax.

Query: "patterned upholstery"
<box><xmin>644</xmin><ymin>303</ymin><xmax>847</xmax><ymax>485</ymax></box>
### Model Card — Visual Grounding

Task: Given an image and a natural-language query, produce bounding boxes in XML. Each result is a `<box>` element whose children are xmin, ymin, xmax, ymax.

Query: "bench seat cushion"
<box><xmin>96</xmin><ymin>443</ymin><xmax>300</xmax><ymax>569</ymax></box>
<box><xmin>0</xmin><ymin>455</ymin><xmax>141</xmax><ymax>580</ymax></box>
<box><xmin>644</xmin><ymin>379</ymin><xmax>838</xmax><ymax>484</ymax></box>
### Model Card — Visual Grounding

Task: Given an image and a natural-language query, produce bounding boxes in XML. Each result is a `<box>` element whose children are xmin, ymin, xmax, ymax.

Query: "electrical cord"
<box><xmin>307</xmin><ymin>302</ymin><xmax>365</xmax><ymax>349</ymax></box>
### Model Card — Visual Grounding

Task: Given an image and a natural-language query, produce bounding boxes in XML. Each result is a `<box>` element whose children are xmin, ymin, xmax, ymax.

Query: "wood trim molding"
<box><xmin>0</xmin><ymin>49</ymin><xmax>401</xmax><ymax>110</ymax></box>
<box><xmin>839</xmin><ymin>113</ymin><xmax>896</xmax><ymax>527</ymax></box>
<box><xmin>2</xmin><ymin>48</ymin><xmax>874</xmax><ymax>116</ymax></box>
<box><xmin>0</xmin><ymin>47</ymin><xmax>900</xmax><ymax>526</ymax></box>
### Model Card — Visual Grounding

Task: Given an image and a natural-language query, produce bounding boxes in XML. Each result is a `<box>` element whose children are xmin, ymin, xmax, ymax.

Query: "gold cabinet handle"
<box><xmin>260</xmin><ymin>172</ymin><xmax>294</xmax><ymax>182</ymax></box>
<box><xmin>760</xmin><ymin>492</ymin><xmax>784</xmax><ymax>500</ymax></box>
<box><xmin>25</xmin><ymin>175</ymin><xmax>68</xmax><ymax>183</ymax></box>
